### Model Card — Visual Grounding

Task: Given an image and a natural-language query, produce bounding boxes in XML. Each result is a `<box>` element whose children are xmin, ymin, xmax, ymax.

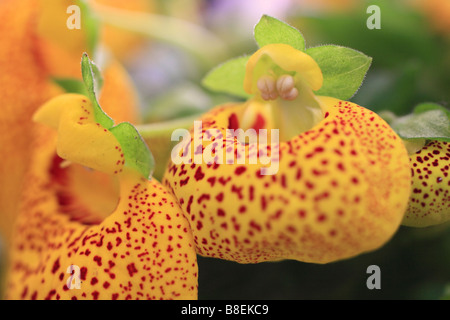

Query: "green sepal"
<box><xmin>81</xmin><ymin>54</ymin><xmax>154</xmax><ymax>179</ymax></box>
<box><xmin>254</xmin><ymin>15</ymin><xmax>306</xmax><ymax>51</ymax></box>
<box><xmin>307</xmin><ymin>45</ymin><xmax>372</xmax><ymax>100</ymax></box>
<box><xmin>109</xmin><ymin>123</ymin><xmax>155</xmax><ymax>179</ymax></box>
<box><xmin>81</xmin><ymin>53</ymin><xmax>113</xmax><ymax>129</ymax></box>
<box><xmin>202</xmin><ymin>55</ymin><xmax>251</xmax><ymax>99</ymax></box>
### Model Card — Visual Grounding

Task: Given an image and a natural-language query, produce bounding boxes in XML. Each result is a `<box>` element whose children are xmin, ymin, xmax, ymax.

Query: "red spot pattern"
<box><xmin>163</xmin><ymin>100</ymin><xmax>411</xmax><ymax>264</ymax></box>
<box><xmin>6</xmin><ymin>127</ymin><xmax>198</xmax><ymax>300</ymax></box>
<box><xmin>403</xmin><ymin>141</ymin><xmax>449</xmax><ymax>227</ymax></box>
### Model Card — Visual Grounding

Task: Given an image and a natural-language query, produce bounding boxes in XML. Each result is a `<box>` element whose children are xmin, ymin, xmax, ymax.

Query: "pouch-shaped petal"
<box><xmin>163</xmin><ymin>97</ymin><xmax>412</xmax><ymax>264</ymax></box>
<box><xmin>5</xmin><ymin>96</ymin><xmax>198</xmax><ymax>300</ymax></box>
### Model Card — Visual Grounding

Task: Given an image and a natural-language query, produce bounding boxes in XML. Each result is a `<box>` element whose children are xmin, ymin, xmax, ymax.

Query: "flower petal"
<box><xmin>244</xmin><ymin>43</ymin><xmax>323</xmax><ymax>94</ymax></box>
<box><xmin>163</xmin><ymin>97</ymin><xmax>411</xmax><ymax>264</ymax></box>
<box><xmin>6</xmin><ymin>97</ymin><xmax>198</xmax><ymax>299</ymax></box>
<box><xmin>34</xmin><ymin>94</ymin><xmax>125</xmax><ymax>175</ymax></box>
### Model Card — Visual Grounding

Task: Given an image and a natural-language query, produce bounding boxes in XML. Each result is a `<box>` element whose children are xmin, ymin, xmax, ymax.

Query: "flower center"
<box><xmin>257</xmin><ymin>75</ymin><xmax>299</xmax><ymax>101</ymax></box>
<box><xmin>242</xmin><ymin>44</ymin><xmax>327</xmax><ymax>142</ymax></box>
<box><xmin>50</xmin><ymin>154</ymin><xmax>120</xmax><ymax>225</ymax></box>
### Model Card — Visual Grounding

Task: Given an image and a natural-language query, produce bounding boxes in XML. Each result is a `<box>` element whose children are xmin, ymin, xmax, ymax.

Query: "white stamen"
<box><xmin>257</xmin><ymin>75</ymin><xmax>278</xmax><ymax>101</ymax></box>
<box><xmin>59</xmin><ymin>160</ymin><xmax>72</xmax><ymax>168</ymax></box>
<box><xmin>276</xmin><ymin>75</ymin><xmax>298</xmax><ymax>101</ymax></box>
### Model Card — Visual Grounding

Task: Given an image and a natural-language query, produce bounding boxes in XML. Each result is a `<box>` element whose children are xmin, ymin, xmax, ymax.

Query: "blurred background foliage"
<box><xmin>1</xmin><ymin>0</ymin><xmax>450</xmax><ymax>299</ymax></box>
<box><xmin>129</xmin><ymin>0</ymin><xmax>450</xmax><ymax>120</ymax></box>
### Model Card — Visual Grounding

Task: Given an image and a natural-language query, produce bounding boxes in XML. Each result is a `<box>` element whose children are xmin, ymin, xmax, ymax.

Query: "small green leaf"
<box><xmin>254</xmin><ymin>15</ymin><xmax>305</xmax><ymax>51</ymax></box>
<box><xmin>77</xmin><ymin>0</ymin><xmax>100</xmax><ymax>55</ymax></box>
<box><xmin>90</xmin><ymin>62</ymin><xmax>104</xmax><ymax>95</ymax></box>
<box><xmin>306</xmin><ymin>45</ymin><xmax>372</xmax><ymax>100</ymax></box>
<box><xmin>52</xmin><ymin>78</ymin><xmax>88</xmax><ymax>95</ymax></box>
<box><xmin>390</xmin><ymin>109</ymin><xmax>450</xmax><ymax>142</ymax></box>
<box><xmin>413</xmin><ymin>102</ymin><xmax>450</xmax><ymax>118</ymax></box>
<box><xmin>81</xmin><ymin>53</ymin><xmax>114</xmax><ymax>129</ymax></box>
<box><xmin>81</xmin><ymin>54</ymin><xmax>154</xmax><ymax>179</ymax></box>
<box><xmin>109</xmin><ymin>123</ymin><xmax>155</xmax><ymax>179</ymax></box>
<box><xmin>202</xmin><ymin>55</ymin><xmax>251</xmax><ymax>99</ymax></box>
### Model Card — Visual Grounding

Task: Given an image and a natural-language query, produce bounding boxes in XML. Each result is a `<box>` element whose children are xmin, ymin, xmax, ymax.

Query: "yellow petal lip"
<box><xmin>33</xmin><ymin>93</ymin><xmax>125</xmax><ymax>175</ymax></box>
<box><xmin>33</xmin><ymin>93</ymin><xmax>85</xmax><ymax>129</ymax></box>
<box><xmin>244</xmin><ymin>43</ymin><xmax>323</xmax><ymax>95</ymax></box>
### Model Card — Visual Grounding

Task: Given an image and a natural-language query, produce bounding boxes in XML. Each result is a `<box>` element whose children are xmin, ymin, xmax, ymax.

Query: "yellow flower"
<box><xmin>402</xmin><ymin>140</ymin><xmax>449</xmax><ymax>227</ymax></box>
<box><xmin>5</xmin><ymin>94</ymin><xmax>198</xmax><ymax>300</ymax></box>
<box><xmin>163</xmin><ymin>43</ymin><xmax>412</xmax><ymax>264</ymax></box>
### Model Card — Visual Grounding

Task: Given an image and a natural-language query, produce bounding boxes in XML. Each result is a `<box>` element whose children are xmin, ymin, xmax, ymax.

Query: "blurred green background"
<box><xmin>134</xmin><ymin>0</ymin><xmax>450</xmax><ymax>122</ymax></box>
<box><xmin>1</xmin><ymin>0</ymin><xmax>449</xmax><ymax>299</ymax></box>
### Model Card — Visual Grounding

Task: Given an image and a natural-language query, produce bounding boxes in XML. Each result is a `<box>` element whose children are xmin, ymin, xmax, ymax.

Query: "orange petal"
<box><xmin>0</xmin><ymin>0</ymin><xmax>60</xmax><ymax>246</ymax></box>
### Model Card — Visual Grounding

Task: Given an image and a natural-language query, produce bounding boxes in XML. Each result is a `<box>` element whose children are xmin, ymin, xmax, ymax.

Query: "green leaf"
<box><xmin>390</xmin><ymin>109</ymin><xmax>450</xmax><ymax>142</ymax></box>
<box><xmin>201</xmin><ymin>55</ymin><xmax>251</xmax><ymax>99</ymax></box>
<box><xmin>81</xmin><ymin>54</ymin><xmax>154</xmax><ymax>178</ymax></box>
<box><xmin>90</xmin><ymin>62</ymin><xmax>104</xmax><ymax>95</ymax></box>
<box><xmin>77</xmin><ymin>0</ymin><xmax>100</xmax><ymax>55</ymax></box>
<box><xmin>306</xmin><ymin>45</ymin><xmax>372</xmax><ymax>100</ymax></box>
<box><xmin>52</xmin><ymin>78</ymin><xmax>88</xmax><ymax>95</ymax></box>
<box><xmin>81</xmin><ymin>53</ymin><xmax>114</xmax><ymax>129</ymax></box>
<box><xmin>109</xmin><ymin>123</ymin><xmax>155</xmax><ymax>179</ymax></box>
<box><xmin>254</xmin><ymin>15</ymin><xmax>305</xmax><ymax>51</ymax></box>
<box><xmin>413</xmin><ymin>102</ymin><xmax>450</xmax><ymax>118</ymax></box>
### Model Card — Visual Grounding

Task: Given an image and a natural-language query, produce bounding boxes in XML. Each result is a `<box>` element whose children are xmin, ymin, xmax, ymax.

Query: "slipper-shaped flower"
<box><xmin>163</xmin><ymin>43</ymin><xmax>412</xmax><ymax>264</ymax></box>
<box><xmin>5</xmin><ymin>93</ymin><xmax>198</xmax><ymax>300</ymax></box>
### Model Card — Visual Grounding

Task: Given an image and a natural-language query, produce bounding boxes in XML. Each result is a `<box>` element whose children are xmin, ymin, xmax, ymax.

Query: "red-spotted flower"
<box><xmin>404</xmin><ymin>140</ymin><xmax>449</xmax><ymax>227</ymax></box>
<box><xmin>162</xmin><ymin>16</ymin><xmax>412</xmax><ymax>264</ymax></box>
<box><xmin>4</xmin><ymin>56</ymin><xmax>198</xmax><ymax>300</ymax></box>
<box><xmin>381</xmin><ymin>104</ymin><xmax>450</xmax><ymax>227</ymax></box>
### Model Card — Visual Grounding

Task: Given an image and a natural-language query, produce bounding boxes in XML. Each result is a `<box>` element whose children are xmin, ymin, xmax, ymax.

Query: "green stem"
<box><xmin>90</xmin><ymin>1</ymin><xmax>228</xmax><ymax>68</ymax></box>
<box><xmin>135</xmin><ymin>115</ymin><xmax>199</xmax><ymax>140</ymax></box>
